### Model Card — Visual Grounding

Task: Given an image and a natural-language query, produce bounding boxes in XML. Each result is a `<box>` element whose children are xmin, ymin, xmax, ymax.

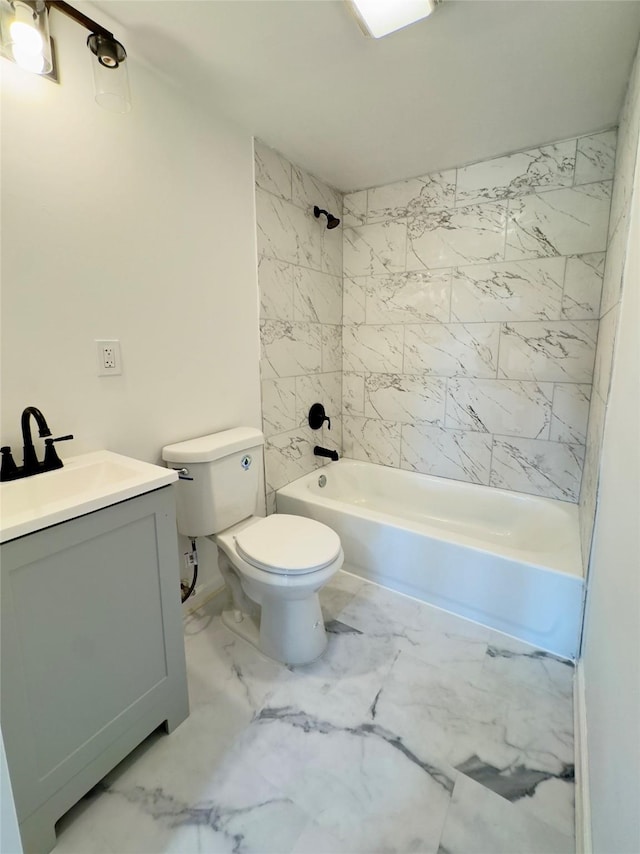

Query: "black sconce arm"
<box><xmin>47</xmin><ymin>1</ymin><xmax>115</xmax><ymax>39</ymax></box>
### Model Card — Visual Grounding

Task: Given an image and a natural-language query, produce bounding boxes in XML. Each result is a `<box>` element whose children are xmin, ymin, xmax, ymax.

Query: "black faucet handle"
<box><xmin>309</xmin><ymin>403</ymin><xmax>331</xmax><ymax>431</ymax></box>
<box><xmin>0</xmin><ymin>446</ymin><xmax>20</xmax><ymax>482</ymax></box>
<box><xmin>43</xmin><ymin>435</ymin><xmax>74</xmax><ymax>472</ymax></box>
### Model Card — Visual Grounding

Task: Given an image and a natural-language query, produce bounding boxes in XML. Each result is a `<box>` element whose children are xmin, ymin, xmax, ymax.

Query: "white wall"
<box><xmin>579</xmin><ymin>42</ymin><xmax>640</xmax><ymax>569</ymax></box>
<box><xmin>0</xmin><ymin>10</ymin><xmax>262</xmax><ymax>597</ymax></box>
<box><xmin>581</xmin><ymin>94</ymin><xmax>640</xmax><ymax>854</ymax></box>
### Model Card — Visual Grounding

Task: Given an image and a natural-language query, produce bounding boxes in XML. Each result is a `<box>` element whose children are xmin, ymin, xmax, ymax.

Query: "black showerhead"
<box><xmin>314</xmin><ymin>205</ymin><xmax>341</xmax><ymax>230</ymax></box>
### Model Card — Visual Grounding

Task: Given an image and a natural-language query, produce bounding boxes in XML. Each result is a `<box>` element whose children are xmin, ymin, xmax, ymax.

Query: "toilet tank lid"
<box><xmin>162</xmin><ymin>427</ymin><xmax>264</xmax><ymax>464</ymax></box>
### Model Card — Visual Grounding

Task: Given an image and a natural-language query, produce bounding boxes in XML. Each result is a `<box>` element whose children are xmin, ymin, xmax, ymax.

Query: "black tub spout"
<box><xmin>314</xmin><ymin>445</ymin><xmax>339</xmax><ymax>462</ymax></box>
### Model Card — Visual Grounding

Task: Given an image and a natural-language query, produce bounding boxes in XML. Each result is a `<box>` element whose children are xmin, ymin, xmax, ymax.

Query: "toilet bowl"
<box><xmin>214</xmin><ymin>514</ymin><xmax>343</xmax><ymax>664</ymax></box>
<box><xmin>162</xmin><ymin>428</ymin><xmax>343</xmax><ymax>665</ymax></box>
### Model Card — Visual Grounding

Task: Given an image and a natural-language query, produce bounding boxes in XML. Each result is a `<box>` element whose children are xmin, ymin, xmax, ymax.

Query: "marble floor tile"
<box><xmin>338</xmin><ymin>576</ymin><xmax>435</xmax><ymax>642</ymax></box>
<box><xmin>52</xmin><ymin>573</ymin><xmax>575</xmax><ymax>854</ymax></box>
<box><xmin>255</xmin><ymin>707</ymin><xmax>456</xmax><ymax>853</ymax></box>
<box><xmin>370</xmin><ymin>651</ymin><xmax>507</xmax><ymax>768</ymax></box>
<box><xmin>318</xmin><ymin>566</ymin><xmax>366</xmax><ymax>621</ymax></box>
<box><xmin>182</xmin><ymin>611</ymin><xmax>288</xmax><ymax>714</ymax></box>
<box><xmin>291</xmin><ymin>818</ymin><xmax>344</xmax><ymax>854</ymax></box>
<box><xmin>277</xmin><ymin>628</ymin><xmax>401</xmax><ymax>727</ymax></box>
<box><xmin>438</xmin><ymin>773</ymin><xmax>574</xmax><ymax>854</ymax></box>
<box><xmin>481</xmin><ymin>636</ymin><xmax>575</xmax><ymax>701</ymax></box>
<box><xmin>337</xmin><ymin>578</ymin><xmax>491</xmax><ymax>669</ymax></box>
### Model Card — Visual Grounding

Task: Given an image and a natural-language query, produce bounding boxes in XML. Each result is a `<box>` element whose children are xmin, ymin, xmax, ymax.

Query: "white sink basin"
<box><xmin>0</xmin><ymin>450</ymin><xmax>178</xmax><ymax>543</ymax></box>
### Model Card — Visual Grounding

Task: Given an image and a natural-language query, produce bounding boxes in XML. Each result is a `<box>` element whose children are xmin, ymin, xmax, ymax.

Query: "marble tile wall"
<box><xmin>342</xmin><ymin>130</ymin><xmax>617</xmax><ymax>502</ymax></box>
<box><xmin>579</xmin><ymin>44</ymin><xmax>640</xmax><ymax>569</ymax></box>
<box><xmin>255</xmin><ymin>141</ymin><xmax>343</xmax><ymax>510</ymax></box>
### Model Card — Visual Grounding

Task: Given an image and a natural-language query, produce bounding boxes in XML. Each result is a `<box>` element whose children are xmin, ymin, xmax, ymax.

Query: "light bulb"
<box><xmin>9</xmin><ymin>18</ymin><xmax>43</xmax><ymax>54</ymax></box>
<box><xmin>11</xmin><ymin>42</ymin><xmax>44</xmax><ymax>71</ymax></box>
<box><xmin>4</xmin><ymin>1</ymin><xmax>52</xmax><ymax>74</ymax></box>
<box><xmin>351</xmin><ymin>0</ymin><xmax>438</xmax><ymax>38</ymax></box>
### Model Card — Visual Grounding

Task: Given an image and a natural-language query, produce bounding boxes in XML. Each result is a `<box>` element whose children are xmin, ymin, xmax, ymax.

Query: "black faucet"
<box><xmin>314</xmin><ymin>445</ymin><xmax>339</xmax><ymax>462</ymax></box>
<box><xmin>0</xmin><ymin>407</ymin><xmax>74</xmax><ymax>482</ymax></box>
<box><xmin>21</xmin><ymin>406</ymin><xmax>53</xmax><ymax>475</ymax></box>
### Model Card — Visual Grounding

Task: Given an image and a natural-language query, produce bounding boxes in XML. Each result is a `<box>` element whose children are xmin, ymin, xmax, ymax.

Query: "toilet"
<box><xmin>162</xmin><ymin>427</ymin><xmax>343</xmax><ymax>665</ymax></box>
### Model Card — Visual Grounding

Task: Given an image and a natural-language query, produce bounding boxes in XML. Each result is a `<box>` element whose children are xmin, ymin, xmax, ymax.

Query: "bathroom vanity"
<box><xmin>0</xmin><ymin>452</ymin><xmax>189</xmax><ymax>854</ymax></box>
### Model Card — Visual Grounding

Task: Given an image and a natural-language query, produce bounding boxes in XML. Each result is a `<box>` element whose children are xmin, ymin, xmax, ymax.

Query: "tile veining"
<box><xmin>342</xmin><ymin>130</ymin><xmax>617</xmax><ymax>502</ymax></box>
<box><xmin>255</xmin><ymin>140</ymin><xmax>343</xmax><ymax>494</ymax></box>
<box><xmin>456</xmin><ymin>141</ymin><xmax>576</xmax><ymax>206</ymax></box>
<box><xmin>52</xmin><ymin>572</ymin><xmax>576</xmax><ymax>854</ymax></box>
<box><xmin>252</xmin><ymin>131</ymin><xmax>620</xmax><ymax>505</ymax></box>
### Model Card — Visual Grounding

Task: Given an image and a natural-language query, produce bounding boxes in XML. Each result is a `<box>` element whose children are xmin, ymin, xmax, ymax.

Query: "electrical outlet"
<box><xmin>103</xmin><ymin>346</ymin><xmax>115</xmax><ymax>369</ymax></box>
<box><xmin>96</xmin><ymin>340</ymin><xmax>122</xmax><ymax>376</ymax></box>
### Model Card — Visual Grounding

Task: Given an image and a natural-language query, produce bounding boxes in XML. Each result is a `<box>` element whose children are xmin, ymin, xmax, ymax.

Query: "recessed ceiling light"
<box><xmin>349</xmin><ymin>0</ymin><xmax>439</xmax><ymax>39</ymax></box>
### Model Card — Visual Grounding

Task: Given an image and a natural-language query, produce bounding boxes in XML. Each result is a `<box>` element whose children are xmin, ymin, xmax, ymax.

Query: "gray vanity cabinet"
<box><xmin>1</xmin><ymin>486</ymin><xmax>189</xmax><ymax>854</ymax></box>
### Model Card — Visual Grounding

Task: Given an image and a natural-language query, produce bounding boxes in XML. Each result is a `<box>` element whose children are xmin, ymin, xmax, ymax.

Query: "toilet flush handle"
<box><xmin>170</xmin><ymin>466</ymin><xmax>193</xmax><ymax>481</ymax></box>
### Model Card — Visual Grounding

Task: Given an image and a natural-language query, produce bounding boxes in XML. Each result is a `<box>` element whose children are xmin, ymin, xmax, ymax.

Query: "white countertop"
<box><xmin>0</xmin><ymin>450</ymin><xmax>178</xmax><ymax>543</ymax></box>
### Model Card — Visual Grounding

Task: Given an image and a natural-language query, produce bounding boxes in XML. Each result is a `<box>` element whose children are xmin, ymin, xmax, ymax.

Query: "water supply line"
<box><xmin>181</xmin><ymin>537</ymin><xmax>198</xmax><ymax>603</ymax></box>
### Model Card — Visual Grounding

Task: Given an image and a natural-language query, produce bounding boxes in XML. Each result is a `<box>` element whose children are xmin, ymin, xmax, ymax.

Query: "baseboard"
<box><xmin>574</xmin><ymin>659</ymin><xmax>592</xmax><ymax>854</ymax></box>
<box><xmin>181</xmin><ymin>581</ymin><xmax>228</xmax><ymax>616</ymax></box>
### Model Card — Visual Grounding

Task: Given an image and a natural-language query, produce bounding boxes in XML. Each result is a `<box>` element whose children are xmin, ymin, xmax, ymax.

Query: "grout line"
<box><xmin>363</xmin><ymin>277</ymin><xmax>368</xmax><ymax>325</ymax></box>
<box><xmin>403</xmin><ymin>216</ymin><xmax>409</xmax><ymax>274</ymax></box>
<box><xmin>265</xmin><ymin>315</ymin><xmax>599</xmax><ymax>330</ymax></box>
<box><xmin>488</xmin><ymin>429</ymin><xmax>496</xmax><ymax>486</ymax></box>
<box><xmin>443</xmin><ymin>377</ymin><xmax>450</xmax><ymax>429</ymax></box>
<box><xmin>260</xmin><ymin>243</ymin><xmax>600</xmax><ymax>280</ymax></box>
<box><xmin>502</xmin><ymin>196</ymin><xmax>510</xmax><ymax>261</ymax></box>
<box><xmin>548</xmin><ymin>382</ymin><xmax>558</xmax><ymax>442</ymax></box>
<box><xmin>495</xmin><ymin>321</ymin><xmax>503</xmax><ymax>379</ymax></box>
<box><xmin>559</xmin><ymin>255</ymin><xmax>570</xmax><ymax>320</ymax></box>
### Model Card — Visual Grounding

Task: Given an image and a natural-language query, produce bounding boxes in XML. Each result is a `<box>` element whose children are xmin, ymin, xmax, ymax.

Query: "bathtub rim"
<box><xmin>276</xmin><ymin>458</ymin><xmax>583</xmax><ymax>581</ymax></box>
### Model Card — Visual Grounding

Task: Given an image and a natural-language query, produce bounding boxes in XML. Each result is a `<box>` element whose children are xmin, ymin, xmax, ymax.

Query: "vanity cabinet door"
<box><xmin>1</xmin><ymin>486</ymin><xmax>188</xmax><ymax>824</ymax></box>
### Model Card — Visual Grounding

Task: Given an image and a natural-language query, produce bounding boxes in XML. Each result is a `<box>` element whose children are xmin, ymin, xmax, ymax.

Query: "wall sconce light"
<box><xmin>85</xmin><ymin>30</ymin><xmax>130</xmax><ymax>112</ymax></box>
<box><xmin>0</xmin><ymin>0</ymin><xmax>131</xmax><ymax>112</ymax></box>
<box><xmin>348</xmin><ymin>0</ymin><xmax>440</xmax><ymax>39</ymax></box>
<box><xmin>0</xmin><ymin>0</ymin><xmax>52</xmax><ymax>74</ymax></box>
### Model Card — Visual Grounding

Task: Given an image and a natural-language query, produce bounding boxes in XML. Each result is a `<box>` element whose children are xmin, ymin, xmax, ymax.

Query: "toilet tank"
<box><xmin>162</xmin><ymin>428</ymin><xmax>264</xmax><ymax>537</ymax></box>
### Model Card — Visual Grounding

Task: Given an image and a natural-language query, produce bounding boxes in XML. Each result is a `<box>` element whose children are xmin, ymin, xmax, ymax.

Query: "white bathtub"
<box><xmin>276</xmin><ymin>459</ymin><xmax>584</xmax><ymax>659</ymax></box>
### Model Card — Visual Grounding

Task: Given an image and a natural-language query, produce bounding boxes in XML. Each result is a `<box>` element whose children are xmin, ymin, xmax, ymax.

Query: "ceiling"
<box><xmin>92</xmin><ymin>0</ymin><xmax>640</xmax><ymax>192</ymax></box>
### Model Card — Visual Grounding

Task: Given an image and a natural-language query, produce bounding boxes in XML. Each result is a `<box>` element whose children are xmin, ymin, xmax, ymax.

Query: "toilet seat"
<box><xmin>234</xmin><ymin>514</ymin><xmax>341</xmax><ymax>575</ymax></box>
